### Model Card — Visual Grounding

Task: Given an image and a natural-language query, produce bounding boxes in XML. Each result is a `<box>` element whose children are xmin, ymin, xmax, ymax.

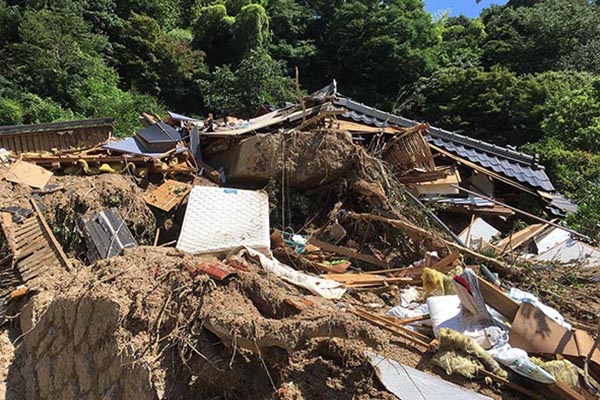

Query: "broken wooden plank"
<box><xmin>323</xmin><ymin>273</ymin><xmax>414</xmax><ymax>286</ymax></box>
<box><xmin>314</xmin><ymin>261</ymin><xmax>350</xmax><ymax>274</ymax></box>
<box><xmin>430</xmin><ymin>252</ymin><xmax>460</xmax><ymax>273</ymax></box>
<box><xmin>476</xmin><ymin>276</ymin><xmax>519</xmax><ymax>321</ymax></box>
<box><xmin>0</xmin><ymin>212</ymin><xmax>18</xmax><ymax>258</ymax></box>
<box><xmin>385</xmin><ymin>314</ymin><xmax>430</xmax><ymax>325</ymax></box>
<box><xmin>352</xmin><ymin>309</ymin><xmax>430</xmax><ymax>348</ymax></box>
<box><xmin>143</xmin><ymin>179</ymin><xmax>192</xmax><ymax>212</ymax></box>
<box><xmin>496</xmin><ymin>223</ymin><xmax>549</xmax><ymax>254</ymax></box>
<box><xmin>30</xmin><ymin>199</ymin><xmax>70</xmax><ymax>270</ymax></box>
<box><xmin>308</xmin><ymin>238</ymin><xmax>387</xmax><ymax>267</ymax></box>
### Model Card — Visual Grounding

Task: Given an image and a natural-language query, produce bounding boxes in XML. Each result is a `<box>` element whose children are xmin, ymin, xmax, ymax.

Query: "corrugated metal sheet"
<box><xmin>332</xmin><ymin>95</ymin><xmax>554</xmax><ymax>192</ymax></box>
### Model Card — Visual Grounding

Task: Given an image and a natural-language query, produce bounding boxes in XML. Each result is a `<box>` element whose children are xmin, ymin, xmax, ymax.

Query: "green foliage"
<box><xmin>0</xmin><ymin>97</ymin><xmax>23</xmax><ymax>125</ymax></box>
<box><xmin>434</xmin><ymin>16</ymin><xmax>485</xmax><ymax>67</ymax></box>
<box><xmin>482</xmin><ymin>0</ymin><xmax>600</xmax><ymax>74</ymax></box>
<box><xmin>70</xmin><ymin>76</ymin><xmax>164</xmax><ymax>136</ymax></box>
<box><xmin>191</xmin><ymin>2</ymin><xmax>269</xmax><ymax>65</ymax></box>
<box><xmin>566</xmin><ymin>183</ymin><xmax>600</xmax><ymax>243</ymax></box>
<box><xmin>191</xmin><ymin>4</ymin><xmax>235</xmax><ymax>65</ymax></box>
<box><xmin>541</xmin><ymin>80</ymin><xmax>600</xmax><ymax>152</ymax></box>
<box><xmin>1</xmin><ymin>7</ymin><xmax>114</xmax><ymax>108</ymax></box>
<box><xmin>266</xmin><ymin>0</ymin><xmax>316</xmax><ymax>73</ymax></box>
<box><xmin>199</xmin><ymin>49</ymin><xmax>295</xmax><ymax>116</ymax></box>
<box><xmin>18</xmin><ymin>93</ymin><xmax>78</xmax><ymax>123</ymax></box>
<box><xmin>0</xmin><ymin>0</ymin><xmax>21</xmax><ymax>46</ymax></box>
<box><xmin>112</xmin><ymin>13</ymin><xmax>207</xmax><ymax>113</ymax></box>
<box><xmin>233</xmin><ymin>4</ymin><xmax>270</xmax><ymax>58</ymax></box>
<box><xmin>312</xmin><ymin>0</ymin><xmax>438</xmax><ymax>109</ymax></box>
<box><xmin>411</xmin><ymin>68</ymin><xmax>595</xmax><ymax>146</ymax></box>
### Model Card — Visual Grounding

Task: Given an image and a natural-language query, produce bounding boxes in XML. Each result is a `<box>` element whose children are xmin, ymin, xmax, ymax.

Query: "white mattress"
<box><xmin>176</xmin><ymin>186</ymin><xmax>270</xmax><ymax>254</ymax></box>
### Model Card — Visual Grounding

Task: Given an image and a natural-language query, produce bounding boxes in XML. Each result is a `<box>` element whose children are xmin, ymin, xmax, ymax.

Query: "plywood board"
<box><xmin>5</xmin><ymin>160</ymin><xmax>52</xmax><ymax>189</ymax></box>
<box><xmin>413</xmin><ymin>169</ymin><xmax>462</xmax><ymax>195</ymax></box>
<box><xmin>143</xmin><ymin>180</ymin><xmax>192</xmax><ymax>212</ymax></box>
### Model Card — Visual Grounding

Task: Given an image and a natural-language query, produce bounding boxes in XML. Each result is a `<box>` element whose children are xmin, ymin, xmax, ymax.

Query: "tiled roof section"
<box><xmin>332</xmin><ymin>95</ymin><xmax>555</xmax><ymax>192</ymax></box>
<box><xmin>428</xmin><ymin>136</ymin><xmax>555</xmax><ymax>191</ymax></box>
<box><xmin>547</xmin><ymin>193</ymin><xmax>578</xmax><ymax>217</ymax></box>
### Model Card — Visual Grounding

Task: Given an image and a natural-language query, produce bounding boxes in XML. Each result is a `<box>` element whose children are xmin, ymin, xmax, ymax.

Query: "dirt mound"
<box><xmin>0</xmin><ymin>246</ymin><xmax>510</xmax><ymax>400</ymax></box>
<box><xmin>207</xmin><ymin>130</ymin><xmax>359</xmax><ymax>189</ymax></box>
<box><xmin>40</xmin><ymin>174</ymin><xmax>156</xmax><ymax>260</ymax></box>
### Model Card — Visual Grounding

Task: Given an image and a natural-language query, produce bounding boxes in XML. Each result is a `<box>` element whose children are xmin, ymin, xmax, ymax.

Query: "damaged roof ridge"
<box><xmin>332</xmin><ymin>94</ymin><xmax>540</xmax><ymax>168</ymax></box>
<box><xmin>0</xmin><ymin>117</ymin><xmax>115</xmax><ymax>135</ymax></box>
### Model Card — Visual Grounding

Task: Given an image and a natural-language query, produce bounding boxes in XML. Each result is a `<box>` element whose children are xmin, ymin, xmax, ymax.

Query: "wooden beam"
<box><xmin>352</xmin><ymin>309</ymin><xmax>430</xmax><ymax>348</ymax></box>
<box><xmin>308</xmin><ymin>238</ymin><xmax>387</xmax><ymax>267</ymax></box>
<box><xmin>345</xmin><ymin>212</ymin><xmax>511</xmax><ymax>273</ymax></box>
<box><xmin>496</xmin><ymin>223</ymin><xmax>549</xmax><ymax>255</ymax></box>
<box><xmin>453</xmin><ymin>185</ymin><xmax>589</xmax><ymax>241</ymax></box>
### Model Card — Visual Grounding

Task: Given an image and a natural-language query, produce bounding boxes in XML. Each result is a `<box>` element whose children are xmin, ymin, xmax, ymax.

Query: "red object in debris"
<box><xmin>196</xmin><ymin>260</ymin><xmax>235</xmax><ymax>280</ymax></box>
<box><xmin>284</xmin><ymin>297</ymin><xmax>315</xmax><ymax>311</ymax></box>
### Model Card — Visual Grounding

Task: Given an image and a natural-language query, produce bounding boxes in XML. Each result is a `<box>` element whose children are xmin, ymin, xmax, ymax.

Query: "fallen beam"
<box><xmin>452</xmin><ymin>185</ymin><xmax>589</xmax><ymax>241</ymax></box>
<box><xmin>345</xmin><ymin>212</ymin><xmax>511</xmax><ymax>273</ymax></box>
<box><xmin>308</xmin><ymin>238</ymin><xmax>387</xmax><ymax>267</ymax></box>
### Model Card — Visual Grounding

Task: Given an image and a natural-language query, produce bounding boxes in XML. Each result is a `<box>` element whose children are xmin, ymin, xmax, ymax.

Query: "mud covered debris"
<box><xmin>0</xmin><ymin>85</ymin><xmax>598</xmax><ymax>400</ymax></box>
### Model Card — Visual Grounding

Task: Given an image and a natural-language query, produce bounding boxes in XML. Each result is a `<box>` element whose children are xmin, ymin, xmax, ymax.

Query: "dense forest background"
<box><xmin>1</xmin><ymin>0</ymin><xmax>600</xmax><ymax>239</ymax></box>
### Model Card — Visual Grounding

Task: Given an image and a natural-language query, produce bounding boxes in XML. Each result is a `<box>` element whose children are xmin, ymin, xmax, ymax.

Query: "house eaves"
<box><xmin>332</xmin><ymin>95</ymin><xmax>555</xmax><ymax>192</ymax></box>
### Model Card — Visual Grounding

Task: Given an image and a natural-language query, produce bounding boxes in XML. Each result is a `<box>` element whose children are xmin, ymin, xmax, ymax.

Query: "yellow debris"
<box><xmin>432</xmin><ymin>328</ymin><xmax>507</xmax><ymax>379</ymax></box>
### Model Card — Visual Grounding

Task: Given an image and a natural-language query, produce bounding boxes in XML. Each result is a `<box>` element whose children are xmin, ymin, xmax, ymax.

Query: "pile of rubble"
<box><xmin>0</xmin><ymin>83</ymin><xmax>599</xmax><ymax>399</ymax></box>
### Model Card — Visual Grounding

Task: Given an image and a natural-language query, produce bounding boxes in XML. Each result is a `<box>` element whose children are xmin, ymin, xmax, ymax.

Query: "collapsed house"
<box><xmin>0</xmin><ymin>83</ymin><xmax>598</xmax><ymax>400</ymax></box>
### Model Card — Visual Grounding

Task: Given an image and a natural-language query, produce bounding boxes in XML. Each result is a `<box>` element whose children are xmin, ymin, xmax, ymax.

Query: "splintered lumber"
<box><xmin>496</xmin><ymin>223</ymin><xmax>549</xmax><ymax>254</ymax></box>
<box><xmin>314</xmin><ymin>261</ymin><xmax>350</xmax><ymax>274</ymax></box>
<box><xmin>430</xmin><ymin>251</ymin><xmax>460</xmax><ymax>273</ymax></box>
<box><xmin>308</xmin><ymin>238</ymin><xmax>387</xmax><ymax>267</ymax></box>
<box><xmin>323</xmin><ymin>273</ymin><xmax>414</xmax><ymax>287</ymax></box>
<box><xmin>385</xmin><ymin>314</ymin><xmax>430</xmax><ymax>325</ymax></box>
<box><xmin>30</xmin><ymin>200</ymin><xmax>70</xmax><ymax>270</ymax></box>
<box><xmin>352</xmin><ymin>309</ymin><xmax>430</xmax><ymax>348</ymax></box>
<box><xmin>332</xmin><ymin>119</ymin><xmax>406</xmax><ymax>134</ymax></box>
<box><xmin>366</xmin><ymin>252</ymin><xmax>460</xmax><ymax>279</ymax></box>
<box><xmin>396</xmin><ymin>167</ymin><xmax>452</xmax><ymax>184</ymax></box>
<box><xmin>452</xmin><ymin>185</ymin><xmax>590</xmax><ymax>241</ymax></box>
<box><xmin>345</xmin><ymin>212</ymin><xmax>511</xmax><ymax>273</ymax></box>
